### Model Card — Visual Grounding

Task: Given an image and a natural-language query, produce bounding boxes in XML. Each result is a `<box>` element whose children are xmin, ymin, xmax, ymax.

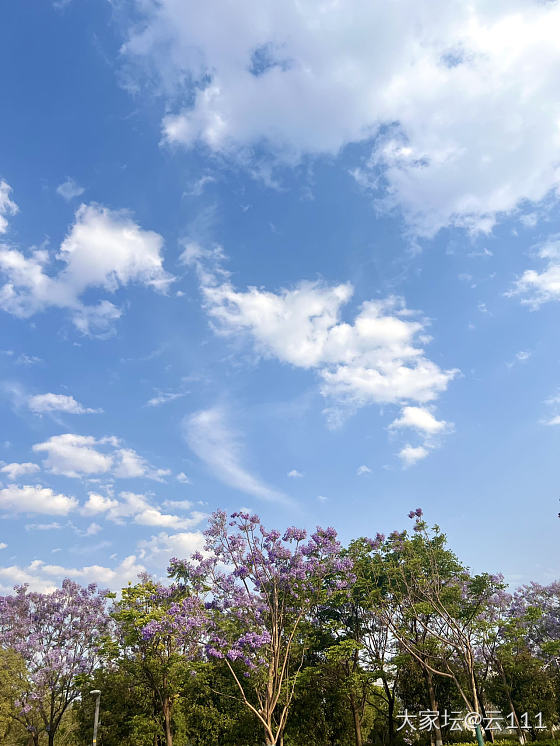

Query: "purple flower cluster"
<box><xmin>0</xmin><ymin>579</ymin><xmax>111</xmax><ymax>730</ymax></box>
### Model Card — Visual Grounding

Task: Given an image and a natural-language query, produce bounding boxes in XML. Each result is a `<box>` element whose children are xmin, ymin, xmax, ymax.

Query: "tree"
<box><xmin>0</xmin><ymin>579</ymin><xmax>111</xmax><ymax>746</ymax></box>
<box><xmin>0</xmin><ymin>648</ymin><xmax>34</xmax><ymax>745</ymax></box>
<box><xmin>169</xmin><ymin>510</ymin><xmax>354</xmax><ymax>746</ymax></box>
<box><xmin>358</xmin><ymin>510</ymin><xmax>503</xmax><ymax>746</ymax></box>
<box><xmin>112</xmin><ymin>576</ymin><xmax>207</xmax><ymax>746</ymax></box>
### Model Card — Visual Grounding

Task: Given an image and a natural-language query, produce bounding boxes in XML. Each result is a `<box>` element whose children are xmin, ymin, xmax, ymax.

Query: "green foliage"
<box><xmin>2</xmin><ymin>513</ymin><xmax>560</xmax><ymax>745</ymax></box>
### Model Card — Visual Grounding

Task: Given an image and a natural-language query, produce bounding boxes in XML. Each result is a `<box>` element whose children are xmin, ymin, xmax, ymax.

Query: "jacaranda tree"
<box><xmin>168</xmin><ymin>510</ymin><xmax>354</xmax><ymax>746</ymax></box>
<box><xmin>0</xmin><ymin>578</ymin><xmax>111</xmax><ymax>746</ymax></box>
<box><xmin>115</xmin><ymin>576</ymin><xmax>208</xmax><ymax>746</ymax></box>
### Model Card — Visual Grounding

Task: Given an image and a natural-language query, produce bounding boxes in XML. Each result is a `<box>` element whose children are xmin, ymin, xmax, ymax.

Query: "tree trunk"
<box><xmin>387</xmin><ymin>691</ymin><xmax>396</xmax><ymax>746</ymax></box>
<box><xmin>478</xmin><ymin>697</ymin><xmax>495</xmax><ymax>743</ymax></box>
<box><xmin>498</xmin><ymin>662</ymin><xmax>525</xmax><ymax>744</ymax></box>
<box><xmin>425</xmin><ymin>668</ymin><xmax>443</xmax><ymax>746</ymax></box>
<box><xmin>163</xmin><ymin>696</ymin><xmax>173</xmax><ymax>746</ymax></box>
<box><xmin>349</xmin><ymin>690</ymin><xmax>364</xmax><ymax>746</ymax></box>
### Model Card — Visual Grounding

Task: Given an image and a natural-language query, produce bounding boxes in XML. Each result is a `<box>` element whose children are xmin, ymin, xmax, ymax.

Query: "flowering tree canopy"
<box><xmin>0</xmin><ymin>578</ymin><xmax>110</xmax><ymax>746</ymax></box>
<box><xmin>114</xmin><ymin>577</ymin><xmax>208</xmax><ymax>746</ymax></box>
<box><xmin>167</xmin><ymin>510</ymin><xmax>354</xmax><ymax>746</ymax></box>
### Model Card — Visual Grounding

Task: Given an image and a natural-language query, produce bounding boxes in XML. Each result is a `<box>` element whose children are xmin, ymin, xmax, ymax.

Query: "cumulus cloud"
<box><xmin>28</xmin><ymin>392</ymin><xmax>101</xmax><ymax>414</ymax></box>
<box><xmin>390</xmin><ymin>406</ymin><xmax>449</xmax><ymax>435</ymax></box>
<box><xmin>0</xmin><ymin>203</ymin><xmax>172</xmax><ymax>335</ymax></box>
<box><xmin>33</xmin><ymin>434</ymin><xmax>114</xmax><ymax>478</ymax></box>
<box><xmin>32</xmin><ymin>433</ymin><xmax>169</xmax><ymax>481</ymax></box>
<box><xmin>184</xmin><ymin>407</ymin><xmax>289</xmax><ymax>503</ymax></box>
<box><xmin>390</xmin><ymin>406</ymin><xmax>451</xmax><ymax>465</ymax></box>
<box><xmin>356</xmin><ymin>465</ymin><xmax>371</xmax><ymax>476</ymax></box>
<box><xmin>184</xmin><ymin>247</ymin><xmax>455</xmax><ymax>464</ymax></box>
<box><xmin>122</xmin><ymin>0</ymin><xmax>560</xmax><ymax>236</ymax></box>
<box><xmin>287</xmin><ymin>469</ymin><xmax>303</xmax><ymax>478</ymax></box>
<box><xmin>0</xmin><ymin>555</ymin><xmax>145</xmax><ymax>593</ymax></box>
<box><xmin>137</xmin><ymin>530</ymin><xmax>205</xmax><ymax>570</ymax></box>
<box><xmin>399</xmin><ymin>444</ymin><xmax>429</xmax><ymax>467</ymax></box>
<box><xmin>509</xmin><ymin>236</ymin><xmax>560</xmax><ymax>308</ymax></box>
<box><xmin>56</xmin><ymin>178</ymin><xmax>85</xmax><ymax>201</ymax></box>
<box><xmin>0</xmin><ymin>484</ymin><xmax>78</xmax><ymax>515</ymax></box>
<box><xmin>0</xmin><ymin>180</ymin><xmax>18</xmax><ymax>233</ymax></box>
<box><xmin>0</xmin><ymin>462</ymin><xmax>40</xmax><ymax>480</ymax></box>
<box><xmin>81</xmin><ymin>490</ymin><xmax>206</xmax><ymax>530</ymax></box>
<box><xmin>187</xmin><ymin>246</ymin><xmax>456</xmax><ymax>414</ymax></box>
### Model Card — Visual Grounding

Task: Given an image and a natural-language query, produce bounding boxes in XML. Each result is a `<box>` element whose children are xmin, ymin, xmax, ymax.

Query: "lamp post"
<box><xmin>90</xmin><ymin>689</ymin><xmax>101</xmax><ymax>746</ymax></box>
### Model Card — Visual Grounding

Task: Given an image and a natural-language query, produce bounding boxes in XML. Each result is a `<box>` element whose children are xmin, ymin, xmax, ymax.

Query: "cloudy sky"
<box><xmin>1</xmin><ymin>0</ymin><xmax>559</xmax><ymax>592</ymax></box>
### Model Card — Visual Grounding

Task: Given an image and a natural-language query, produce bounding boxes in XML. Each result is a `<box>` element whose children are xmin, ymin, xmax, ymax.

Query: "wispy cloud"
<box><xmin>183</xmin><ymin>407</ymin><xmax>290</xmax><ymax>504</ymax></box>
<box><xmin>0</xmin><ymin>180</ymin><xmax>18</xmax><ymax>233</ymax></box>
<box><xmin>146</xmin><ymin>391</ymin><xmax>187</xmax><ymax>407</ymax></box>
<box><xmin>56</xmin><ymin>178</ymin><xmax>85</xmax><ymax>201</ymax></box>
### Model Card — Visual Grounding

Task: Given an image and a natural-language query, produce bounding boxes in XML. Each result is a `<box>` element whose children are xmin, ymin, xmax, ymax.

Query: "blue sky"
<box><xmin>1</xmin><ymin>0</ymin><xmax>560</xmax><ymax>592</ymax></box>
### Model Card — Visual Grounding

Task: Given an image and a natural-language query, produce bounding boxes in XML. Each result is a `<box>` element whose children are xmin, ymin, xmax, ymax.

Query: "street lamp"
<box><xmin>90</xmin><ymin>690</ymin><xmax>101</xmax><ymax>746</ymax></box>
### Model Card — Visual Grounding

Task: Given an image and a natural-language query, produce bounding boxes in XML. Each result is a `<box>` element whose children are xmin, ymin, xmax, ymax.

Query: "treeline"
<box><xmin>0</xmin><ymin>510</ymin><xmax>559</xmax><ymax>746</ymax></box>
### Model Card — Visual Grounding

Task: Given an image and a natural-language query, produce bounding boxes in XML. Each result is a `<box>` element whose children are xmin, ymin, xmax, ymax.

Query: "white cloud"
<box><xmin>25</xmin><ymin>522</ymin><xmax>63</xmax><ymax>531</ymax></box>
<box><xmin>187</xmin><ymin>248</ymin><xmax>457</xmax><ymax>415</ymax></box>
<box><xmin>356</xmin><ymin>464</ymin><xmax>371</xmax><ymax>476</ymax></box>
<box><xmin>390</xmin><ymin>406</ymin><xmax>451</xmax><ymax>466</ymax></box>
<box><xmin>15</xmin><ymin>353</ymin><xmax>42</xmax><ymax>366</ymax></box>
<box><xmin>0</xmin><ymin>462</ymin><xmax>40</xmax><ymax>480</ymax></box>
<box><xmin>0</xmin><ymin>543</ymin><xmax>8</xmax><ymax>550</ymax></box>
<box><xmin>390</xmin><ymin>406</ymin><xmax>449</xmax><ymax>435</ymax></box>
<box><xmin>509</xmin><ymin>236</ymin><xmax>560</xmax><ymax>308</ymax></box>
<box><xmin>162</xmin><ymin>499</ymin><xmax>192</xmax><ymax>510</ymax></box>
<box><xmin>82</xmin><ymin>522</ymin><xmax>102</xmax><ymax>536</ymax></box>
<box><xmin>184</xmin><ymin>175</ymin><xmax>216</xmax><ymax>197</ymax></box>
<box><xmin>506</xmin><ymin>350</ymin><xmax>532</xmax><ymax>368</ymax></box>
<box><xmin>0</xmin><ymin>180</ymin><xmax>18</xmax><ymax>233</ymax></box>
<box><xmin>33</xmin><ymin>434</ymin><xmax>114</xmax><ymax>478</ymax></box>
<box><xmin>28</xmin><ymin>392</ymin><xmax>101</xmax><ymax>414</ymax></box>
<box><xmin>0</xmin><ymin>484</ymin><xmax>78</xmax><ymax>515</ymax></box>
<box><xmin>137</xmin><ymin>530</ymin><xmax>205</xmax><ymax>571</ymax></box>
<box><xmin>81</xmin><ymin>489</ymin><xmax>206</xmax><ymax>530</ymax></box>
<box><xmin>0</xmin><ymin>203</ymin><xmax>172</xmax><ymax>335</ymax></box>
<box><xmin>146</xmin><ymin>391</ymin><xmax>187</xmax><ymax>407</ymax></box>
<box><xmin>122</xmin><ymin>0</ymin><xmax>560</xmax><ymax>237</ymax></box>
<box><xmin>183</xmin><ymin>407</ymin><xmax>289</xmax><ymax>503</ymax></box>
<box><xmin>113</xmin><ymin>448</ymin><xmax>171</xmax><ymax>481</ymax></box>
<box><xmin>56</xmin><ymin>178</ymin><xmax>85</xmax><ymax>201</ymax></box>
<box><xmin>287</xmin><ymin>469</ymin><xmax>303</xmax><ymax>478</ymax></box>
<box><xmin>176</xmin><ymin>471</ymin><xmax>191</xmax><ymax>484</ymax></box>
<box><xmin>32</xmin><ymin>433</ymin><xmax>169</xmax><ymax>481</ymax></box>
<box><xmin>541</xmin><ymin>390</ymin><xmax>560</xmax><ymax>426</ymax></box>
<box><xmin>81</xmin><ymin>492</ymin><xmax>119</xmax><ymax>515</ymax></box>
<box><xmin>0</xmin><ymin>554</ymin><xmax>145</xmax><ymax>594</ymax></box>
<box><xmin>399</xmin><ymin>444</ymin><xmax>429</xmax><ymax>467</ymax></box>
